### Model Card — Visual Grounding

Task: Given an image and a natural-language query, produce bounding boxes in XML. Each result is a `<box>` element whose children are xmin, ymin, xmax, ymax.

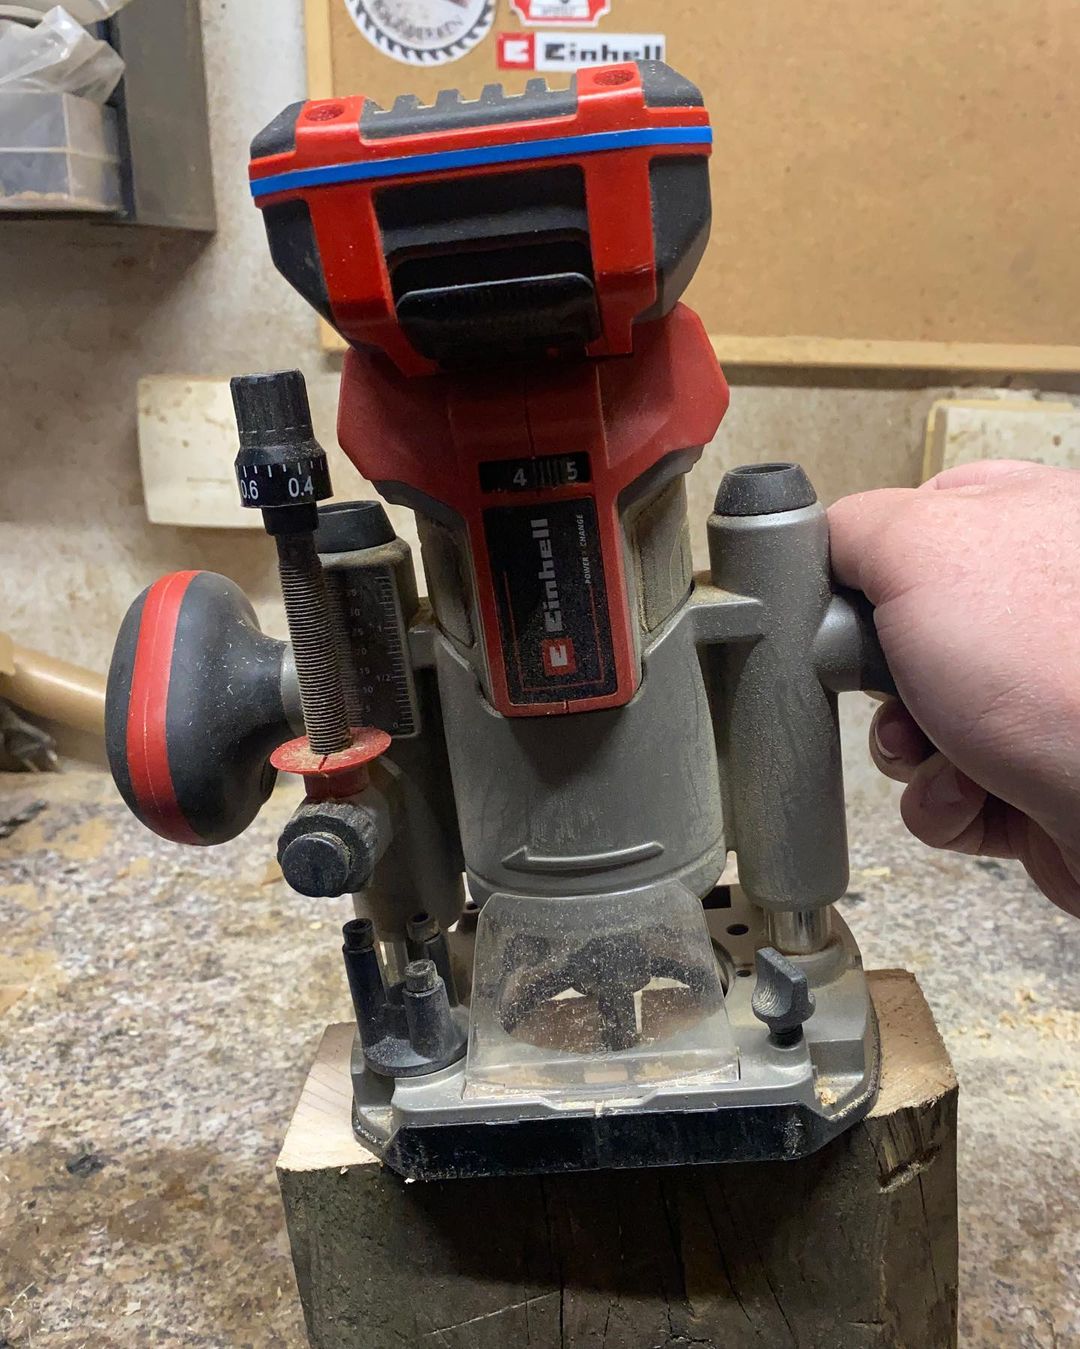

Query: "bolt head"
<box><xmin>342</xmin><ymin>917</ymin><xmax>375</xmax><ymax>953</ymax></box>
<box><xmin>281</xmin><ymin>830</ymin><xmax>353</xmax><ymax>897</ymax></box>
<box><xmin>404</xmin><ymin>959</ymin><xmax>439</xmax><ymax>994</ymax></box>
<box><xmin>406</xmin><ymin>911</ymin><xmax>439</xmax><ymax>944</ymax></box>
<box><xmin>276</xmin><ymin>800</ymin><xmax>379</xmax><ymax>896</ymax></box>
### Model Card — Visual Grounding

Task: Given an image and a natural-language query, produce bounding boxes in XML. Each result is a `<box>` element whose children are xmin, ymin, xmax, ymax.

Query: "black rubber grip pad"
<box><xmin>106</xmin><ymin>572</ymin><xmax>294</xmax><ymax>845</ymax></box>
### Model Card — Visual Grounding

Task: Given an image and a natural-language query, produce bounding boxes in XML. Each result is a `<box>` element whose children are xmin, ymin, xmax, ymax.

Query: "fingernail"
<box><xmin>923</xmin><ymin>760</ymin><xmax>968</xmax><ymax>810</ymax></box>
<box><xmin>873</xmin><ymin>711</ymin><xmax>906</xmax><ymax>762</ymax></box>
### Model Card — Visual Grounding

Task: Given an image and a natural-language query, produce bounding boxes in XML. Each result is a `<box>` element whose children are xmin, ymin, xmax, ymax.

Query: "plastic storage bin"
<box><xmin>0</xmin><ymin>90</ymin><xmax>121</xmax><ymax>212</ymax></box>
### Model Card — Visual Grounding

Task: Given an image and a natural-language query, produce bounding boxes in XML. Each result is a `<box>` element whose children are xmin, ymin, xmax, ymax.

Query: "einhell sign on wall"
<box><xmin>497</xmin><ymin>31</ymin><xmax>664</xmax><ymax>71</ymax></box>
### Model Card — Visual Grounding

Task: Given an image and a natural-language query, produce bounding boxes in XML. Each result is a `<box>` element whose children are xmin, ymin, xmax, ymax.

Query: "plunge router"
<box><xmin>106</xmin><ymin>61</ymin><xmax>894</xmax><ymax>1181</ymax></box>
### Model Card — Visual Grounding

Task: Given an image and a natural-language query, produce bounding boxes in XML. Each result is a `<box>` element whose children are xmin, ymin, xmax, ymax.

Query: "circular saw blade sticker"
<box><xmin>511</xmin><ymin>0</ymin><xmax>612</xmax><ymax>27</ymax></box>
<box><xmin>345</xmin><ymin>0</ymin><xmax>495</xmax><ymax>66</ymax></box>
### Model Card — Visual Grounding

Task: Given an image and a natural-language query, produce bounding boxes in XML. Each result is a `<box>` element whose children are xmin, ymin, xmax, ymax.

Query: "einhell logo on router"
<box><xmin>541</xmin><ymin>637</ymin><xmax>577</xmax><ymax>677</ymax></box>
<box><xmin>497</xmin><ymin>32</ymin><xmax>666</xmax><ymax>71</ymax></box>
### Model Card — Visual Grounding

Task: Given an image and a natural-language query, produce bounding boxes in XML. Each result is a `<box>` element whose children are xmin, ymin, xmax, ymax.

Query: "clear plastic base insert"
<box><xmin>464</xmin><ymin>882</ymin><xmax>739</xmax><ymax>1101</ymax></box>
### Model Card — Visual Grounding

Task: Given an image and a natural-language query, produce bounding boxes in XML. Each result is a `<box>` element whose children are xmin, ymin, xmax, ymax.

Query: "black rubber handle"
<box><xmin>106</xmin><ymin>571</ymin><xmax>294</xmax><ymax>845</ymax></box>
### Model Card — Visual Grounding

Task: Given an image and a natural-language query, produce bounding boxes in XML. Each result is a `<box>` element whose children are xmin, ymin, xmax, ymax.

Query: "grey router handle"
<box><xmin>707</xmin><ymin>463</ymin><xmax>894</xmax><ymax>913</ymax></box>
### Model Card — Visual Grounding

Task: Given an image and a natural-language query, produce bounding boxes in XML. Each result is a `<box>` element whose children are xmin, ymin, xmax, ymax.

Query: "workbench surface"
<box><xmin>0</xmin><ymin>769</ymin><xmax>1076</xmax><ymax>1348</ymax></box>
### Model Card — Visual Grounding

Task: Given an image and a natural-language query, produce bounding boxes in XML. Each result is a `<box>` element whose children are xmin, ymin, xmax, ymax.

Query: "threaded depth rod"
<box><xmin>324</xmin><ymin>569</ymin><xmax>366</xmax><ymax>726</ymax></box>
<box><xmin>275</xmin><ymin>531</ymin><xmax>351</xmax><ymax>756</ymax></box>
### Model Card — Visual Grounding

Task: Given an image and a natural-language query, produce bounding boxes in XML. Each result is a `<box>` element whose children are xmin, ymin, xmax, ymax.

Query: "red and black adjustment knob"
<box><xmin>105</xmin><ymin>571</ymin><xmax>296</xmax><ymax>845</ymax></box>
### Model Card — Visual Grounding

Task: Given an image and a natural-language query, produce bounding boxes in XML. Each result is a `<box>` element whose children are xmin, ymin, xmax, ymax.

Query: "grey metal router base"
<box><xmin>349</xmin><ymin>900</ymin><xmax>880</xmax><ymax>1180</ymax></box>
<box><xmin>354</xmin><ymin>1069</ymin><xmax>879</xmax><ymax>1180</ymax></box>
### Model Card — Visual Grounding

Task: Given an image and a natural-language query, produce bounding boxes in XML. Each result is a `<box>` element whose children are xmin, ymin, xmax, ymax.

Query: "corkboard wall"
<box><xmin>306</xmin><ymin>0</ymin><xmax>1080</xmax><ymax>371</ymax></box>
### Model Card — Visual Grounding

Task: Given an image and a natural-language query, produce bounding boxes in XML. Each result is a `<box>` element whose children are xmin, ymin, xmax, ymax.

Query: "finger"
<box><xmin>869</xmin><ymin>699</ymin><xmax>933</xmax><ymax>783</ymax></box>
<box><xmin>939</xmin><ymin>796</ymin><xmax>1033</xmax><ymax>859</ymax></box>
<box><xmin>896</xmin><ymin>789</ymin><xmax>1027</xmax><ymax>860</ymax></box>
<box><xmin>972</xmin><ymin>795</ymin><xmax>1029</xmax><ymax>859</ymax></box>
<box><xmin>826</xmin><ymin>488</ymin><xmax>919</xmax><ymax>598</ymax></box>
<box><xmin>920</xmin><ymin>458</ymin><xmax>1041</xmax><ymax>493</ymax></box>
<box><xmin>899</xmin><ymin>752</ymin><xmax>988</xmax><ymax>850</ymax></box>
<box><xmin>1019</xmin><ymin>822</ymin><xmax>1080</xmax><ymax>920</ymax></box>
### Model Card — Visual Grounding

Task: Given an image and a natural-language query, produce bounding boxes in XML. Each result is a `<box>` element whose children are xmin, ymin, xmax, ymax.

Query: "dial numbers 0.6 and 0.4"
<box><xmin>235</xmin><ymin>459</ymin><xmax>331</xmax><ymax>509</ymax></box>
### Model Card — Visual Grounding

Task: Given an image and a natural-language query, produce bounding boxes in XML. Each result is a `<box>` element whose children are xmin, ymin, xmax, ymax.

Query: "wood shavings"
<box><xmin>852</xmin><ymin>865</ymin><xmax>893</xmax><ymax>882</ymax></box>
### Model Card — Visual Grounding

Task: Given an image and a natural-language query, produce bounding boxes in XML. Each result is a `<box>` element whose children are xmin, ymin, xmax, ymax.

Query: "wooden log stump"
<box><xmin>278</xmin><ymin>969</ymin><xmax>958</xmax><ymax>1348</ymax></box>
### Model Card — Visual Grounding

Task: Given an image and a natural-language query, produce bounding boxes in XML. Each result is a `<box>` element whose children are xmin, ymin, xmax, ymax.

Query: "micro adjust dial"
<box><xmin>231</xmin><ymin>369</ymin><xmax>332</xmax><ymax>528</ymax></box>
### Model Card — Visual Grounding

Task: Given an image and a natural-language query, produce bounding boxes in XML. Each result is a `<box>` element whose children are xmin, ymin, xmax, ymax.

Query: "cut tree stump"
<box><xmin>278</xmin><ymin>969</ymin><xmax>958</xmax><ymax>1348</ymax></box>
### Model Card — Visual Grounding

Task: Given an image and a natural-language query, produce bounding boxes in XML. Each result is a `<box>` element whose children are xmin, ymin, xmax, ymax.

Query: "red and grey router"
<box><xmin>106</xmin><ymin>61</ymin><xmax>894</xmax><ymax>1179</ymax></box>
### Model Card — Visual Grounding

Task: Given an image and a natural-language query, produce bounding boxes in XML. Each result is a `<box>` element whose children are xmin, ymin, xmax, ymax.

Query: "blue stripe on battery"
<box><xmin>250</xmin><ymin>124</ymin><xmax>713</xmax><ymax>200</ymax></box>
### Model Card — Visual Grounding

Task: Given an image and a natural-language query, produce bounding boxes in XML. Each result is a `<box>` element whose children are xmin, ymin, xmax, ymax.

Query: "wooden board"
<box><xmin>304</xmin><ymin>0</ymin><xmax>1080</xmax><ymax>371</ymax></box>
<box><xmin>278</xmin><ymin>969</ymin><xmax>959</xmax><ymax>1347</ymax></box>
<box><xmin>921</xmin><ymin>396</ymin><xmax>1080</xmax><ymax>480</ymax></box>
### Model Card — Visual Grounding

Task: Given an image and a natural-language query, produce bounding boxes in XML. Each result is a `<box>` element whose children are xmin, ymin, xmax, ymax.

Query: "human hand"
<box><xmin>828</xmin><ymin>459</ymin><xmax>1080</xmax><ymax>917</ymax></box>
